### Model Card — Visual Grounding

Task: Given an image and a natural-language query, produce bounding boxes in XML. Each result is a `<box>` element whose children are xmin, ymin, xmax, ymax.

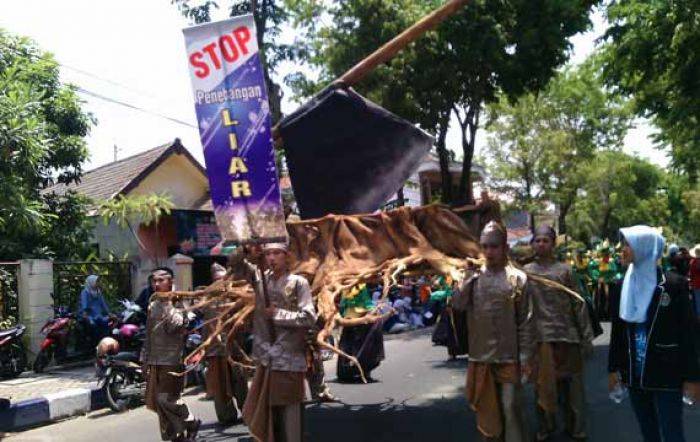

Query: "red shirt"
<box><xmin>690</xmin><ymin>258</ymin><xmax>700</xmax><ymax>289</ymax></box>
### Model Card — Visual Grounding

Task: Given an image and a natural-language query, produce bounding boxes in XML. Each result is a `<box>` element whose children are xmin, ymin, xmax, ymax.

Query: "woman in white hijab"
<box><xmin>608</xmin><ymin>226</ymin><xmax>700</xmax><ymax>442</ymax></box>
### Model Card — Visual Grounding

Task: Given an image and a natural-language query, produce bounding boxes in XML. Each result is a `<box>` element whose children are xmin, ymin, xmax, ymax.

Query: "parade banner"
<box><xmin>183</xmin><ymin>15</ymin><xmax>287</xmax><ymax>244</ymax></box>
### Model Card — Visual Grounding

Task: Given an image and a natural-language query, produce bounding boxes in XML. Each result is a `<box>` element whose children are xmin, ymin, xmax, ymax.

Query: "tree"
<box><xmin>291</xmin><ymin>0</ymin><xmax>596</xmax><ymax>205</ymax></box>
<box><xmin>98</xmin><ymin>194</ymin><xmax>175</xmax><ymax>265</ymax></box>
<box><xmin>485</xmin><ymin>93</ymin><xmax>549</xmax><ymax>229</ymax></box>
<box><xmin>486</xmin><ymin>60</ymin><xmax>632</xmax><ymax>233</ymax></box>
<box><xmin>0</xmin><ymin>30</ymin><xmax>93</xmax><ymax>259</ymax></box>
<box><xmin>173</xmin><ymin>0</ymin><xmax>306</xmax><ymax>122</ymax></box>
<box><xmin>663</xmin><ymin>173</ymin><xmax>700</xmax><ymax>244</ymax></box>
<box><xmin>568</xmin><ymin>151</ymin><xmax>669</xmax><ymax>241</ymax></box>
<box><xmin>602</xmin><ymin>0</ymin><xmax>700</xmax><ymax>183</ymax></box>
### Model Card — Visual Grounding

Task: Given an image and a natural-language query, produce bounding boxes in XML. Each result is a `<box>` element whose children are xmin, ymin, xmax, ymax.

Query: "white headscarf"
<box><xmin>619</xmin><ymin>226</ymin><xmax>665</xmax><ymax>323</ymax></box>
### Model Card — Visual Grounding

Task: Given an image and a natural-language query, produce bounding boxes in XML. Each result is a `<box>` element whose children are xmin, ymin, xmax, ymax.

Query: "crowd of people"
<box><xmin>128</xmin><ymin>225</ymin><xmax>700</xmax><ymax>442</ymax></box>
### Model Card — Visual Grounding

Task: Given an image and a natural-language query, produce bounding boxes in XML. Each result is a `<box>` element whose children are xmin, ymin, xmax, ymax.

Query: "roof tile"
<box><xmin>44</xmin><ymin>141</ymin><xmax>175</xmax><ymax>201</ymax></box>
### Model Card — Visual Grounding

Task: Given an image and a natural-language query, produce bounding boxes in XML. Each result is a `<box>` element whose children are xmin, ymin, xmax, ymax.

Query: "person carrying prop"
<box><xmin>143</xmin><ymin>268</ymin><xmax>201</xmax><ymax>442</ymax></box>
<box><xmin>525</xmin><ymin>226</ymin><xmax>594</xmax><ymax>441</ymax></box>
<box><xmin>203</xmin><ymin>262</ymin><xmax>249</xmax><ymax>425</ymax></box>
<box><xmin>229</xmin><ymin>242</ymin><xmax>316</xmax><ymax>442</ymax></box>
<box><xmin>596</xmin><ymin>241</ymin><xmax>618</xmax><ymax>319</ymax></box>
<box><xmin>570</xmin><ymin>250</ymin><xmax>604</xmax><ymax>339</ymax></box>
<box><xmin>452</xmin><ymin>221</ymin><xmax>536</xmax><ymax>442</ymax></box>
<box><xmin>586</xmin><ymin>251</ymin><xmax>600</xmax><ymax>311</ymax></box>
<box><xmin>431</xmin><ymin>275</ymin><xmax>469</xmax><ymax>361</ymax></box>
<box><xmin>335</xmin><ymin>284</ymin><xmax>388</xmax><ymax>383</ymax></box>
<box><xmin>306</xmin><ymin>314</ymin><xmax>336</xmax><ymax>402</ymax></box>
<box><xmin>608</xmin><ymin>226</ymin><xmax>700</xmax><ymax>442</ymax></box>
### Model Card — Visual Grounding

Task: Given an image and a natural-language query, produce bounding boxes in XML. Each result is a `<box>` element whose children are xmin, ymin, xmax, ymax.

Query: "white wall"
<box><xmin>128</xmin><ymin>153</ymin><xmax>209</xmax><ymax>209</ymax></box>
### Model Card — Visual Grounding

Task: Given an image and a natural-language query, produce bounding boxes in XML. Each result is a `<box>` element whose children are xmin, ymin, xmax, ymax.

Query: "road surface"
<box><xmin>9</xmin><ymin>325</ymin><xmax>700</xmax><ymax>441</ymax></box>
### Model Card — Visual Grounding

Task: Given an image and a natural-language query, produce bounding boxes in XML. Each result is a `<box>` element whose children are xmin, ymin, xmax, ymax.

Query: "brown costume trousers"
<box><xmin>535</xmin><ymin>342</ymin><xmax>586</xmax><ymax>438</ymax></box>
<box><xmin>206</xmin><ymin>356</ymin><xmax>249</xmax><ymax>424</ymax></box>
<box><xmin>145</xmin><ymin>365</ymin><xmax>193</xmax><ymax>441</ymax></box>
<box><xmin>466</xmin><ymin>362</ymin><xmax>530</xmax><ymax>442</ymax></box>
<box><xmin>243</xmin><ymin>365</ymin><xmax>306</xmax><ymax>442</ymax></box>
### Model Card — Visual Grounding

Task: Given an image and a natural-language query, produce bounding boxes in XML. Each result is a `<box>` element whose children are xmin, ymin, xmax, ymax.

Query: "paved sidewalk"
<box><xmin>0</xmin><ymin>364</ymin><xmax>96</xmax><ymax>403</ymax></box>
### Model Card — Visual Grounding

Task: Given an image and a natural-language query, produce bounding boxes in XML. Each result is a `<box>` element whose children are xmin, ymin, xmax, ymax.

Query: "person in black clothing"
<box><xmin>608</xmin><ymin>225</ymin><xmax>700</xmax><ymax>442</ymax></box>
<box><xmin>135</xmin><ymin>274</ymin><xmax>156</xmax><ymax>313</ymax></box>
<box><xmin>136</xmin><ymin>267</ymin><xmax>174</xmax><ymax>313</ymax></box>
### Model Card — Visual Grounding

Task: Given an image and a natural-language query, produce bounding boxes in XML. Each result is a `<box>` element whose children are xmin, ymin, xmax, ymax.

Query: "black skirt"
<box><xmin>432</xmin><ymin>309</ymin><xmax>468</xmax><ymax>357</ymax></box>
<box><xmin>337</xmin><ymin>321</ymin><xmax>385</xmax><ymax>381</ymax></box>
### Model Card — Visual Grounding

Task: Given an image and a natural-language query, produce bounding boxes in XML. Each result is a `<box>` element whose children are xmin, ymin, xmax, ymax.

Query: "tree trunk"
<box><xmin>435</xmin><ymin>112</ymin><xmax>453</xmax><ymax>204</ymax></box>
<box><xmin>558</xmin><ymin>204</ymin><xmax>569</xmax><ymax>235</ymax></box>
<box><xmin>251</xmin><ymin>0</ymin><xmax>282</xmax><ymax>123</ymax></box>
<box><xmin>456</xmin><ymin>104</ymin><xmax>480</xmax><ymax>205</ymax></box>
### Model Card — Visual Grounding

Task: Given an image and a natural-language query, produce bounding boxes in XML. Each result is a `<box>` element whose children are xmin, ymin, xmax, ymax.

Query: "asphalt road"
<box><xmin>8</xmin><ymin>325</ymin><xmax>700</xmax><ymax>442</ymax></box>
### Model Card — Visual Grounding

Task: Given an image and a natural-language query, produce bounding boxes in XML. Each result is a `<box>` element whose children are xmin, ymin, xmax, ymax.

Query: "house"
<box><xmin>45</xmin><ymin>139</ymin><xmax>228</xmax><ymax>290</ymax></box>
<box><xmin>387</xmin><ymin>152</ymin><xmax>488</xmax><ymax>208</ymax></box>
<box><xmin>47</xmin><ymin>139</ymin><xmax>492</xmax><ymax>291</ymax></box>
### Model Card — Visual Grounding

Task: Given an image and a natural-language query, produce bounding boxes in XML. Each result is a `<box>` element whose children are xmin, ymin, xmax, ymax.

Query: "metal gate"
<box><xmin>53</xmin><ymin>261</ymin><xmax>133</xmax><ymax>312</ymax></box>
<box><xmin>0</xmin><ymin>262</ymin><xmax>19</xmax><ymax>326</ymax></box>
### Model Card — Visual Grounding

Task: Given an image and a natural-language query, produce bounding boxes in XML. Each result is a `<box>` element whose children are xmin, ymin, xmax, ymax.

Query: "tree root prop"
<box><xmin>228</xmin><ymin>356</ymin><xmax>255</xmax><ymax>371</ymax></box>
<box><xmin>149</xmin><ymin>206</ymin><xmax>586</xmax><ymax>378</ymax></box>
<box><xmin>315</xmin><ymin>338</ymin><xmax>367</xmax><ymax>384</ymax></box>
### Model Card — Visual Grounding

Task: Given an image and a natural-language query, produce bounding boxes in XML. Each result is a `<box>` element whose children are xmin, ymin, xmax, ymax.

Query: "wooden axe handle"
<box><xmin>338</xmin><ymin>0</ymin><xmax>469</xmax><ymax>86</ymax></box>
<box><xmin>272</xmin><ymin>0</ymin><xmax>469</xmax><ymax>146</ymax></box>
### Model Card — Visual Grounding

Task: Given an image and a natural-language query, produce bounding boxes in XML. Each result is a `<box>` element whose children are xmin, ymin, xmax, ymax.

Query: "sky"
<box><xmin>0</xmin><ymin>1</ymin><xmax>669</xmax><ymax>171</ymax></box>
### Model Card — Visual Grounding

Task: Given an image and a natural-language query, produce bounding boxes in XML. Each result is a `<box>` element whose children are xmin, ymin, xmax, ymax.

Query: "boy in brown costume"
<box><xmin>452</xmin><ymin>221</ymin><xmax>535</xmax><ymax>442</ymax></box>
<box><xmin>525</xmin><ymin>225</ymin><xmax>593</xmax><ymax>441</ymax></box>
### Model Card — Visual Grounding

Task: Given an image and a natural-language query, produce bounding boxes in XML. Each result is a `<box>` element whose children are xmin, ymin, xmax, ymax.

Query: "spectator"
<box><xmin>135</xmin><ymin>274</ymin><xmax>156</xmax><ymax>313</ymax></box>
<box><xmin>690</xmin><ymin>244</ymin><xmax>700</xmax><ymax>322</ymax></box>
<box><xmin>608</xmin><ymin>226</ymin><xmax>700</xmax><ymax>442</ymax></box>
<box><xmin>80</xmin><ymin>275</ymin><xmax>110</xmax><ymax>341</ymax></box>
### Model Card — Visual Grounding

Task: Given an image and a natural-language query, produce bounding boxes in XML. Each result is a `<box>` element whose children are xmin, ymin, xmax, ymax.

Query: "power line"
<box><xmin>3</xmin><ymin>44</ymin><xmax>197</xmax><ymax>129</ymax></box>
<box><xmin>60</xmin><ymin>63</ymin><xmax>162</xmax><ymax>99</ymax></box>
<box><xmin>76</xmin><ymin>87</ymin><xmax>197</xmax><ymax>128</ymax></box>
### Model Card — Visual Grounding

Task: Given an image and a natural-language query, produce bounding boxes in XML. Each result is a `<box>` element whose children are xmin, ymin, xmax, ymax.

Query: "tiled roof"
<box><xmin>43</xmin><ymin>140</ymin><xmax>182</xmax><ymax>202</ymax></box>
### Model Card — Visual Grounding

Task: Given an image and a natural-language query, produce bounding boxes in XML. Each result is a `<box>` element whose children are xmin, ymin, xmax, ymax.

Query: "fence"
<box><xmin>53</xmin><ymin>261</ymin><xmax>133</xmax><ymax>313</ymax></box>
<box><xmin>0</xmin><ymin>262</ymin><xmax>20</xmax><ymax>327</ymax></box>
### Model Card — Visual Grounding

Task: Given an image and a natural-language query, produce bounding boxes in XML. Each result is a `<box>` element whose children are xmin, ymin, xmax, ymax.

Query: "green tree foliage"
<box><xmin>98</xmin><ymin>193</ymin><xmax>175</xmax><ymax>264</ymax></box>
<box><xmin>485</xmin><ymin>60</ymin><xmax>632</xmax><ymax>233</ymax></box>
<box><xmin>290</xmin><ymin>0</ymin><xmax>596</xmax><ymax>204</ymax></box>
<box><xmin>603</xmin><ymin>0</ymin><xmax>700</xmax><ymax>182</ymax></box>
<box><xmin>568</xmin><ymin>151</ymin><xmax>669</xmax><ymax>241</ymax></box>
<box><xmin>0</xmin><ymin>30</ymin><xmax>93</xmax><ymax>259</ymax></box>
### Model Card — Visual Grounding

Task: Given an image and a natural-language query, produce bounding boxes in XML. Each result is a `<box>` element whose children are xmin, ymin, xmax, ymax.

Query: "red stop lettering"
<box><xmin>189</xmin><ymin>25</ymin><xmax>254</xmax><ymax>80</ymax></box>
<box><xmin>219</xmin><ymin>35</ymin><xmax>239</xmax><ymax>62</ymax></box>
<box><xmin>233</xmin><ymin>26</ymin><xmax>251</xmax><ymax>55</ymax></box>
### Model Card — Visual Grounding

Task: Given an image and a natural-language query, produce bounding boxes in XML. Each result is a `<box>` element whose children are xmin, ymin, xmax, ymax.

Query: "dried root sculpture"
<box><xmin>155</xmin><ymin>204</ymin><xmax>583</xmax><ymax>379</ymax></box>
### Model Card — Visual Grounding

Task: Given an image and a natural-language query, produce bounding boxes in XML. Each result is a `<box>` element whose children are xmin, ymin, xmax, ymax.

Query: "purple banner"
<box><xmin>183</xmin><ymin>15</ymin><xmax>287</xmax><ymax>244</ymax></box>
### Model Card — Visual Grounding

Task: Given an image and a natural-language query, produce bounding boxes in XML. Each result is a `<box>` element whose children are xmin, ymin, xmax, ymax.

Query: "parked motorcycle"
<box><xmin>33</xmin><ymin>307</ymin><xmax>95</xmax><ymax>373</ymax></box>
<box><xmin>34</xmin><ymin>307</ymin><xmax>74</xmax><ymax>373</ymax></box>
<box><xmin>96</xmin><ymin>343</ymin><xmax>145</xmax><ymax>412</ymax></box>
<box><xmin>0</xmin><ymin>323</ymin><xmax>27</xmax><ymax>378</ymax></box>
<box><xmin>184</xmin><ymin>311</ymin><xmax>206</xmax><ymax>388</ymax></box>
<box><xmin>109</xmin><ymin>300</ymin><xmax>146</xmax><ymax>353</ymax></box>
<box><xmin>95</xmin><ymin>300</ymin><xmax>147</xmax><ymax>412</ymax></box>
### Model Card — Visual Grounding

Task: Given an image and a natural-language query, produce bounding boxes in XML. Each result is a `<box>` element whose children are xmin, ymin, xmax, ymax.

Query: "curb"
<box><xmin>0</xmin><ymin>386</ymin><xmax>106</xmax><ymax>432</ymax></box>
